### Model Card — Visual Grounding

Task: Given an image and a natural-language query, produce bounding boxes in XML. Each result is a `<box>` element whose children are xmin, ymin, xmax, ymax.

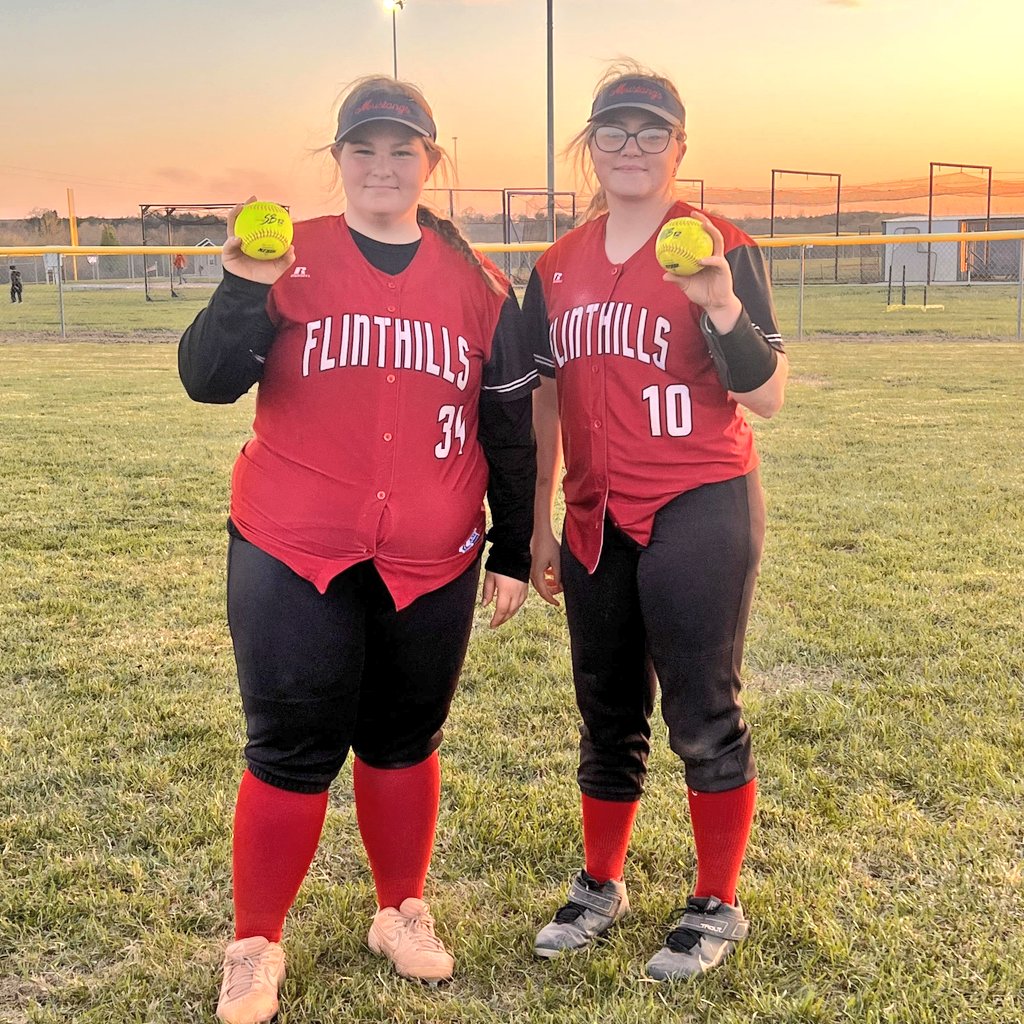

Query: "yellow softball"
<box><xmin>655</xmin><ymin>216</ymin><xmax>714</xmax><ymax>276</ymax></box>
<box><xmin>235</xmin><ymin>201</ymin><xmax>294</xmax><ymax>260</ymax></box>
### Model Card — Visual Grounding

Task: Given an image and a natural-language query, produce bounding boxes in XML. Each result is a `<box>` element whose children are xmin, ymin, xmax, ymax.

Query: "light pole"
<box><xmin>452</xmin><ymin>136</ymin><xmax>460</xmax><ymax>216</ymax></box>
<box><xmin>546</xmin><ymin>0</ymin><xmax>555</xmax><ymax>240</ymax></box>
<box><xmin>384</xmin><ymin>0</ymin><xmax>405</xmax><ymax>79</ymax></box>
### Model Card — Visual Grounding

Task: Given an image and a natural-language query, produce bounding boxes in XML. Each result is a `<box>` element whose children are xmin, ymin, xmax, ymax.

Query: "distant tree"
<box><xmin>29</xmin><ymin>208</ymin><xmax>62</xmax><ymax>242</ymax></box>
<box><xmin>99</xmin><ymin>224</ymin><xmax>118</xmax><ymax>246</ymax></box>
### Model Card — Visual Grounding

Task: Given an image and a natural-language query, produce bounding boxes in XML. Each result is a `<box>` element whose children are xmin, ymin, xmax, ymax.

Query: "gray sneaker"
<box><xmin>534</xmin><ymin>870</ymin><xmax>629</xmax><ymax>958</ymax></box>
<box><xmin>645</xmin><ymin>896</ymin><xmax>749</xmax><ymax>980</ymax></box>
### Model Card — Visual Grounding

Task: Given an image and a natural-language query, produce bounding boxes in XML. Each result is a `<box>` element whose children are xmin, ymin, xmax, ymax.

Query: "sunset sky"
<box><xmin>2</xmin><ymin>0</ymin><xmax>1023</xmax><ymax>222</ymax></box>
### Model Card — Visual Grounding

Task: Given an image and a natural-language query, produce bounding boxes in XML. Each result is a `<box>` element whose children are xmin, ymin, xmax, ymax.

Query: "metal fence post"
<box><xmin>1017</xmin><ymin>238</ymin><xmax>1023</xmax><ymax>342</ymax></box>
<box><xmin>797</xmin><ymin>245</ymin><xmax>805</xmax><ymax>341</ymax></box>
<box><xmin>57</xmin><ymin>255</ymin><xmax>66</xmax><ymax>338</ymax></box>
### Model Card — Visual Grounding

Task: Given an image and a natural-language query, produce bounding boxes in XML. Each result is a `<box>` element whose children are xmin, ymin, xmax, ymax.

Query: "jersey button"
<box><xmin>387</xmin><ymin>282</ymin><xmax>396</xmax><ymax>290</ymax></box>
<box><xmin>611</xmin><ymin>267</ymin><xmax>619</xmax><ymax>275</ymax></box>
<box><xmin>593</xmin><ymin>419</ymin><xmax>602</xmax><ymax>429</ymax></box>
<box><xmin>387</xmin><ymin>305</ymin><xmax>396</xmax><ymax>313</ymax></box>
<box><xmin>386</xmin><ymin>374</ymin><xmax>396</xmax><ymax>383</ymax></box>
<box><xmin>592</xmin><ymin>365</ymin><xmax>599</xmax><ymax>373</ymax></box>
<box><xmin>376</xmin><ymin>490</ymin><xmax>386</xmax><ymax>500</ymax></box>
<box><xmin>383</xmin><ymin>432</ymin><xmax>393</xmax><ymax>441</ymax></box>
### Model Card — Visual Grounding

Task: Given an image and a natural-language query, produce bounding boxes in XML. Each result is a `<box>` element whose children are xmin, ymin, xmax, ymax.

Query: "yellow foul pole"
<box><xmin>67</xmin><ymin>188</ymin><xmax>80</xmax><ymax>281</ymax></box>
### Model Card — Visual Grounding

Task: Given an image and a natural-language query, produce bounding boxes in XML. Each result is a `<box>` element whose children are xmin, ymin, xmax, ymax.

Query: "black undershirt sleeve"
<box><xmin>522</xmin><ymin>268</ymin><xmax>556</xmax><ymax>377</ymax></box>
<box><xmin>699</xmin><ymin>243</ymin><xmax>785</xmax><ymax>394</ymax></box>
<box><xmin>479</xmin><ymin>393</ymin><xmax>535</xmax><ymax>582</ymax></box>
<box><xmin>479</xmin><ymin>287</ymin><xmax>537</xmax><ymax>583</ymax></box>
<box><xmin>178</xmin><ymin>270</ymin><xmax>276</xmax><ymax>403</ymax></box>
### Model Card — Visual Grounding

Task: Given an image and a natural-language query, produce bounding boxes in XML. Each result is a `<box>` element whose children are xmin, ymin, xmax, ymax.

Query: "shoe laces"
<box><xmin>664</xmin><ymin>921</ymin><xmax>702</xmax><ymax>954</ymax></box>
<box><xmin>553</xmin><ymin>902</ymin><xmax>587</xmax><ymax>924</ymax></box>
<box><xmin>223</xmin><ymin>952</ymin><xmax>263</xmax><ymax>1000</ymax></box>
<box><xmin>663</xmin><ymin>898</ymin><xmax>716</xmax><ymax>954</ymax></box>
<box><xmin>403</xmin><ymin>910</ymin><xmax>447</xmax><ymax>953</ymax></box>
<box><xmin>553</xmin><ymin>872</ymin><xmax>603</xmax><ymax>924</ymax></box>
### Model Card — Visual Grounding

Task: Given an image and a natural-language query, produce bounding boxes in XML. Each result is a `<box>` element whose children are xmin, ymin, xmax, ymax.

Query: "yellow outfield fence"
<box><xmin>2</xmin><ymin>230</ymin><xmax>1023</xmax><ymax>341</ymax></box>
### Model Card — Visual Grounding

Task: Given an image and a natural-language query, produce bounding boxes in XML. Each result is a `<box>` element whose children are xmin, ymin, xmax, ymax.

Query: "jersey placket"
<box><xmin>372</xmin><ymin>277</ymin><xmax>403</xmax><ymax>543</ymax></box>
<box><xmin>584</xmin><ymin>263</ymin><xmax>626</xmax><ymax>562</ymax></box>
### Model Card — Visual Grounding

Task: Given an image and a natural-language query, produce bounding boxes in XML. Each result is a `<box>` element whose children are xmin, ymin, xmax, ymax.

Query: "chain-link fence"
<box><xmin>421</xmin><ymin>188</ymin><xmax>577</xmax><ymax>284</ymax></box>
<box><xmin>3</xmin><ymin>231</ymin><xmax>1023</xmax><ymax>341</ymax></box>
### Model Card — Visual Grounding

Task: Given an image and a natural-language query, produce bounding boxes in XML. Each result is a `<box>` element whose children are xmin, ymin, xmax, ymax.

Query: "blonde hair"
<box><xmin>322</xmin><ymin>76</ymin><xmax>505</xmax><ymax>295</ymax></box>
<box><xmin>566</xmin><ymin>60</ymin><xmax>687</xmax><ymax>223</ymax></box>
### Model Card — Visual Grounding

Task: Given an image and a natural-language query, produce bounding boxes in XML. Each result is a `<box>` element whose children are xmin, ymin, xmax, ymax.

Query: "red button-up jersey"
<box><xmin>526</xmin><ymin>202</ymin><xmax>780</xmax><ymax>572</ymax></box>
<box><xmin>229</xmin><ymin>216</ymin><xmax>524</xmax><ymax>609</ymax></box>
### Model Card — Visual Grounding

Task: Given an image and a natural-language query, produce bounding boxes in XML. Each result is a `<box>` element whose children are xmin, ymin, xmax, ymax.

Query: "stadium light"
<box><xmin>384</xmin><ymin>0</ymin><xmax>405</xmax><ymax>79</ymax></box>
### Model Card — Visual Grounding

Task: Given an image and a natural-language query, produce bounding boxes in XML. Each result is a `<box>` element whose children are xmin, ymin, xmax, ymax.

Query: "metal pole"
<box><xmin>546</xmin><ymin>0</ymin><xmax>555</xmax><ymax>242</ymax></box>
<box><xmin>392</xmin><ymin>8</ymin><xmax>398</xmax><ymax>78</ymax></box>
<box><xmin>834</xmin><ymin>174</ymin><xmax>841</xmax><ymax>283</ymax></box>
<box><xmin>985</xmin><ymin>166</ymin><xmax>993</xmax><ymax>273</ymax></box>
<box><xmin>927</xmin><ymin>162</ymin><xmax>935</xmax><ymax>288</ymax></box>
<box><xmin>797</xmin><ymin>245</ymin><xmax>805</xmax><ymax>341</ymax></box>
<box><xmin>167</xmin><ymin>211</ymin><xmax>178</xmax><ymax>298</ymax></box>
<box><xmin>1016</xmin><ymin>238</ymin><xmax>1023</xmax><ymax>342</ymax></box>
<box><xmin>141</xmin><ymin>205</ymin><xmax>151</xmax><ymax>302</ymax></box>
<box><xmin>57</xmin><ymin>255</ymin><xmax>66</xmax><ymax>338</ymax></box>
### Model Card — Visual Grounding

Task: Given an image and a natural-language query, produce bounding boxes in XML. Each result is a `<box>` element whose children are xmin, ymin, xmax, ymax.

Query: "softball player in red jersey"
<box><xmin>525</xmin><ymin>63</ymin><xmax>788</xmax><ymax>980</ymax></box>
<box><xmin>179</xmin><ymin>77</ymin><xmax>537</xmax><ymax>1023</ymax></box>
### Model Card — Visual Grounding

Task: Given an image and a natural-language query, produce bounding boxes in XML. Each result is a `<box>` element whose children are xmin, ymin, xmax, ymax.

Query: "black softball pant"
<box><xmin>226</xmin><ymin>524</ymin><xmax>481</xmax><ymax>794</ymax></box>
<box><xmin>561</xmin><ymin>471</ymin><xmax>765</xmax><ymax>799</ymax></box>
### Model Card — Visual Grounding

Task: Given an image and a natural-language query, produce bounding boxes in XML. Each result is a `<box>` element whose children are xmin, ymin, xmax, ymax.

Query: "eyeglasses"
<box><xmin>592</xmin><ymin>125</ymin><xmax>675</xmax><ymax>154</ymax></box>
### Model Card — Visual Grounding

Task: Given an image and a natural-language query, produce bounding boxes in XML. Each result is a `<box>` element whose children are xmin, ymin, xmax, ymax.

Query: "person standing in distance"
<box><xmin>525</xmin><ymin>62</ymin><xmax>787</xmax><ymax>981</ymax></box>
<box><xmin>10</xmin><ymin>265</ymin><xmax>23</xmax><ymax>303</ymax></box>
<box><xmin>179</xmin><ymin>76</ymin><xmax>538</xmax><ymax>1023</ymax></box>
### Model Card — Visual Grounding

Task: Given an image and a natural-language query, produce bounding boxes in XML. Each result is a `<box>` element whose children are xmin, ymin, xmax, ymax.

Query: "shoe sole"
<box><xmin>533</xmin><ymin>944</ymin><xmax>566</xmax><ymax>959</ymax></box>
<box><xmin>533</xmin><ymin>910</ymin><xmax>628</xmax><ymax>959</ymax></box>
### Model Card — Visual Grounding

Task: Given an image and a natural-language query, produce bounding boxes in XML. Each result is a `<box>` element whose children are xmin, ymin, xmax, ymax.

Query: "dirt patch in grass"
<box><xmin>1</xmin><ymin>330</ymin><xmax>179</xmax><ymax>345</ymax></box>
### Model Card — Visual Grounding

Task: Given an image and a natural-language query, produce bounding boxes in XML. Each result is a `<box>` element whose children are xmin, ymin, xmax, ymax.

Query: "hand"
<box><xmin>481</xmin><ymin>572</ymin><xmax>529</xmax><ymax>628</ymax></box>
<box><xmin>222</xmin><ymin>196</ymin><xmax>296</xmax><ymax>285</ymax></box>
<box><xmin>662</xmin><ymin>211</ymin><xmax>742</xmax><ymax>331</ymax></box>
<box><xmin>530</xmin><ymin>527</ymin><xmax>563</xmax><ymax>608</ymax></box>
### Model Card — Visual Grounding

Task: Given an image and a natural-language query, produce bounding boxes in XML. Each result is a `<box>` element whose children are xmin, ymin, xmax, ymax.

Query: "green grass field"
<box><xmin>2</xmin><ymin>279</ymin><xmax>1022</xmax><ymax>340</ymax></box>
<box><xmin>1</xmin><ymin>340</ymin><xmax>1023</xmax><ymax>1023</ymax></box>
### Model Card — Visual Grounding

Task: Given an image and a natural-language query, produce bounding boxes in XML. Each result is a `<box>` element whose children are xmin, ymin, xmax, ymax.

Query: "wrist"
<box><xmin>704</xmin><ymin>295</ymin><xmax>743</xmax><ymax>334</ymax></box>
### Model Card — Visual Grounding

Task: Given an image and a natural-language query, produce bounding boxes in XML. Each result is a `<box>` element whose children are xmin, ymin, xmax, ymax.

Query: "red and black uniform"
<box><xmin>181</xmin><ymin>215</ymin><xmax>537</xmax><ymax>792</ymax></box>
<box><xmin>525</xmin><ymin>200</ymin><xmax>783</xmax><ymax>798</ymax></box>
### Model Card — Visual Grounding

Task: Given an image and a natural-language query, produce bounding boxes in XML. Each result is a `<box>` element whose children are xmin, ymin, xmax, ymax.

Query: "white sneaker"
<box><xmin>216</xmin><ymin>936</ymin><xmax>286</xmax><ymax>1024</ymax></box>
<box><xmin>367</xmin><ymin>897</ymin><xmax>455</xmax><ymax>984</ymax></box>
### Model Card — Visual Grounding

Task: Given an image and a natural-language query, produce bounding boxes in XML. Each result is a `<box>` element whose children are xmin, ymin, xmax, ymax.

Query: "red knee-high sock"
<box><xmin>688</xmin><ymin>778</ymin><xmax>757</xmax><ymax>906</ymax></box>
<box><xmin>581</xmin><ymin>793</ymin><xmax>640</xmax><ymax>883</ymax></box>
<box><xmin>353</xmin><ymin>752</ymin><xmax>440</xmax><ymax>910</ymax></box>
<box><xmin>232</xmin><ymin>769</ymin><xmax>329</xmax><ymax>942</ymax></box>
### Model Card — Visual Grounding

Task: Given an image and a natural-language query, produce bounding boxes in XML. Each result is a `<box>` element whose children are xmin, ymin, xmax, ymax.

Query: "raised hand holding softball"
<box><xmin>659</xmin><ymin>212</ymin><xmax>740</xmax><ymax>325</ymax></box>
<box><xmin>655</xmin><ymin>216</ymin><xmax>714</xmax><ymax>276</ymax></box>
<box><xmin>236</xmin><ymin>201</ymin><xmax>294</xmax><ymax>259</ymax></box>
<box><xmin>223</xmin><ymin>198</ymin><xmax>296</xmax><ymax>284</ymax></box>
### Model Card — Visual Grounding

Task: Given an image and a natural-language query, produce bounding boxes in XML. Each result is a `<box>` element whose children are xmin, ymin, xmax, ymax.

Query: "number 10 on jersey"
<box><xmin>642</xmin><ymin>384</ymin><xmax>693</xmax><ymax>438</ymax></box>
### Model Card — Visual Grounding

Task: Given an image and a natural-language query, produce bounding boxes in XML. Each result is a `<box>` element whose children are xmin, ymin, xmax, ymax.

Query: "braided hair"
<box><xmin>415</xmin><ymin>205</ymin><xmax>506</xmax><ymax>296</ymax></box>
